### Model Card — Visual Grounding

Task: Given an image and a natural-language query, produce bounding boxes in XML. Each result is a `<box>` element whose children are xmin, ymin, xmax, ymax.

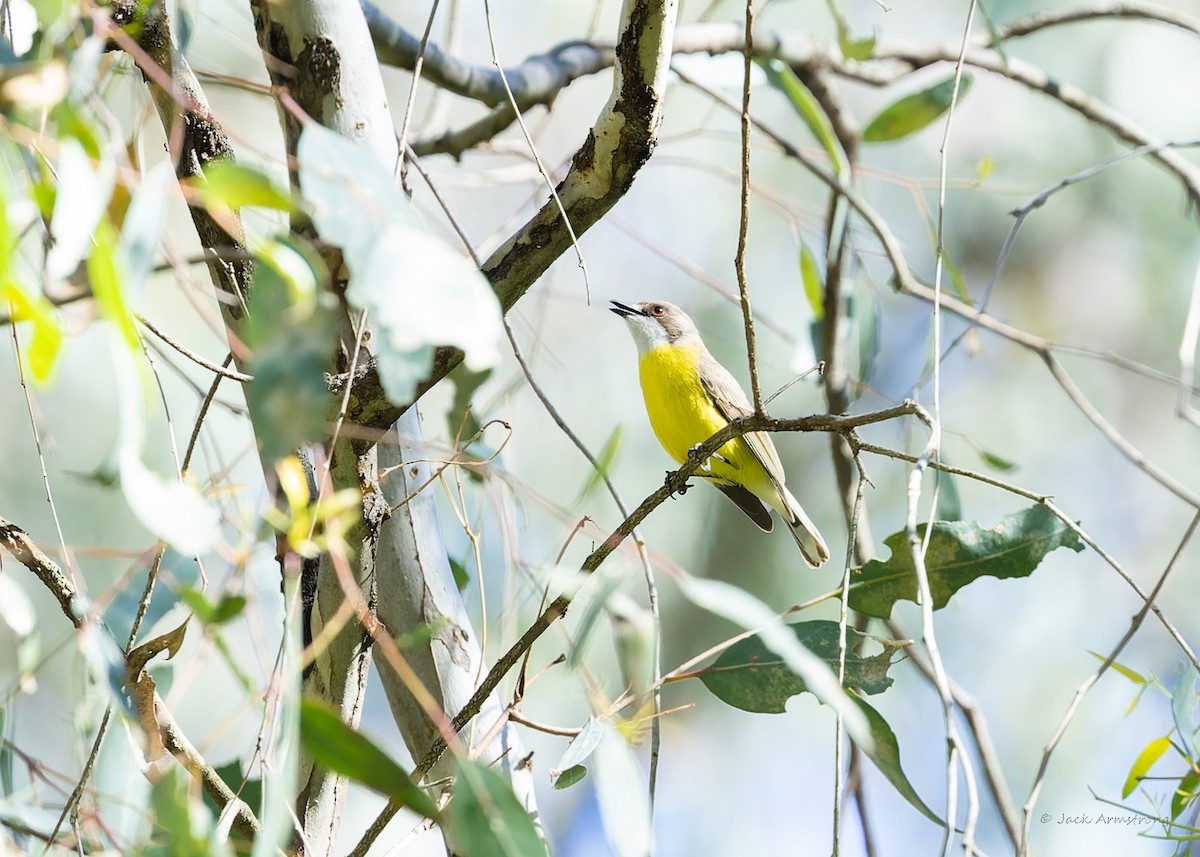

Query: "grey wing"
<box><xmin>715</xmin><ymin>484</ymin><xmax>774</xmax><ymax>531</ymax></box>
<box><xmin>696</xmin><ymin>352</ymin><xmax>788</xmax><ymax>485</ymax></box>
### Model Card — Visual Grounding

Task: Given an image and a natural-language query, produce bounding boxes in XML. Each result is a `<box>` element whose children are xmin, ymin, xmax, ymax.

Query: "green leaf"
<box><xmin>825</xmin><ymin>1</ymin><xmax>875</xmax><ymax>62</ymax></box>
<box><xmin>799</xmin><ymin>241</ymin><xmax>825</xmax><ymax>321</ymax></box>
<box><xmin>976</xmin><ymin>1</ymin><xmax>1011</xmax><ymax>68</ymax></box>
<box><xmin>851</xmin><ymin>284</ymin><xmax>880</xmax><ymax>390</ymax></box>
<box><xmin>393</xmin><ymin>617</ymin><xmax>450</xmax><ymax>650</ymax></box>
<box><xmin>191</xmin><ymin>161</ymin><xmax>294</xmax><ymax>214</ymax></box>
<box><xmin>759</xmin><ymin>59</ymin><xmax>849</xmax><ymax>177</ymax></box>
<box><xmin>840</xmin><ymin>32</ymin><xmax>876</xmax><ymax>62</ymax></box>
<box><xmin>1171</xmin><ymin>663</ymin><xmax>1199</xmax><ymax>762</ymax></box>
<box><xmin>179</xmin><ymin>587</ymin><xmax>246</xmax><ymax>626</ymax></box>
<box><xmin>697</xmin><ymin>620</ymin><xmax>897</xmax><ymax>714</ymax></box>
<box><xmin>48</xmin><ymin>137</ymin><xmax>113</xmax><ymax>279</ymax></box>
<box><xmin>119</xmin><ymin>161</ymin><xmax>173</xmax><ymax>293</ymax></box>
<box><xmin>243</xmin><ymin>239</ymin><xmax>335</xmax><ymax>462</ymax></box>
<box><xmin>863</xmin><ymin>74</ymin><xmax>974</xmax><ymax>143</ymax></box>
<box><xmin>88</xmin><ymin>217</ymin><xmax>141</xmax><ymax>354</ymax></box>
<box><xmin>450</xmin><ymin>556</ymin><xmax>470</xmax><ymax>591</ymax></box>
<box><xmin>578</xmin><ymin>425</ymin><xmax>623</xmax><ymax>501</ymax></box>
<box><xmin>1172</xmin><ymin>769</ymin><xmax>1200</xmax><ymax>819</ymax></box>
<box><xmin>848</xmin><ymin>504</ymin><xmax>1083</xmax><ymax>620</ymax></box>
<box><xmin>446</xmin><ymin>365</ymin><xmax>492</xmax><ymax>442</ymax></box>
<box><xmin>297</xmin><ymin>124</ymin><xmax>502</xmax><ymax>405</ymax></box>
<box><xmin>1122</xmin><ymin>736</ymin><xmax>1173</xmax><ymax>798</ymax></box>
<box><xmin>552</xmin><ymin>764</ymin><xmax>587</xmax><ymax>790</ymax></box>
<box><xmin>443</xmin><ymin>756</ymin><xmax>547</xmax><ymax>857</ymax></box>
<box><xmin>551</xmin><ymin>716</ymin><xmax>603</xmax><ymax>781</ymax></box>
<box><xmin>979</xmin><ymin>449</ymin><xmax>1017</xmax><ymax>472</ymax></box>
<box><xmin>146</xmin><ymin>766</ymin><xmax>233</xmax><ymax>857</ymax></box>
<box><xmin>675</xmin><ymin>576</ymin><xmax>872</xmax><ymax>749</ymax></box>
<box><xmin>202</xmin><ymin>761</ymin><xmax>262</xmax><ymax>842</ymax></box>
<box><xmin>850</xmin><ymin>693</ymin><xmax>945</xmax><ymax>826</ymax></box>
<box><xmin>936</xmin><ymin>240</ymin><xmax>973</xmax><ymax>303</ymax></box>
<box><xmin>934</xmin><ymin>467</ymin><xmax>962</xmax><ymax>522</ymax></box>
<box><xmin>298</xmin><ymin>698</ymin><xmax>438</xmax><ymax>819</ymax></box>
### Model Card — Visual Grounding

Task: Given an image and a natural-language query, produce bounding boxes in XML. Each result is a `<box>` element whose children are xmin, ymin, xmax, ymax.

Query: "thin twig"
<box><xmin>137</xmin><ymin>316</ymin><xmax>252</xmax><ymax>382</ymax></box>
<box><xmin>1018</xmin><ymin>512</ymin><xmax>1200</xmax><ymax>856</ymax></box>
<box><xmin>833</xmin><ymin>444</ymin><xmax>870</xmax><ymax>854</ymax></box>
<box><xmin>922</xmin><ymin>4</ymin><xmax>978</xmax><ymax>851</ymax></box>
<box><xmin>481</xmin><ymin>0</ymin><xmax>591</xmax><ymax>302</ymax></box>
<box><xmin>395</xmin><ymin>0</ymin><xmax>440</xmax><ymax>190</ymax></box>
<box><xmin>734</xmin><ymin>0</ymin><xmax>762</xmax><ymax>412</ymax></box>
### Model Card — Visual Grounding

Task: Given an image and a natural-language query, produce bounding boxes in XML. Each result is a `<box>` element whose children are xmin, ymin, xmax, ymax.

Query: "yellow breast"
<box><xmin>637</xmin><ymin>343</ymin><xmax>767</xmax><ymax>488</ymax></box>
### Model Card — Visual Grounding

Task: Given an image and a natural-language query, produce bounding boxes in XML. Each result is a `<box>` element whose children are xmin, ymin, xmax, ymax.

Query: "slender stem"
<box><xmin>734</xmin><ymin>0</ymin><xmax>761</xmax><ymax>412</ymax></box>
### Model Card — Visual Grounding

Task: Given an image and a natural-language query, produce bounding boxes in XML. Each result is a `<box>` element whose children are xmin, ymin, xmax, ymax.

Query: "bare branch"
<box><xmin>410</xmin><ymin>401</ymin><xmax>928</xmax><ymax>778</ymax></box>
<box><xmin>341</xmin><ymin>0</ymin><xmax>679</xmax><ymax>432</ymax></box>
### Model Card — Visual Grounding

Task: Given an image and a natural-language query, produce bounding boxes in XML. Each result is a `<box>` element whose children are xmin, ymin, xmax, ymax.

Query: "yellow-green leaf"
<box><xmin>1</xmin><ymin>280</ymin><xmax>63</xmax><ymax>383</ymax></box>
<box><xmin>800</xmin><ymin>241</ymin><xmax>824</xmax><ymax>321</ymax></box>
<box><xmin>1172</xmin><ymin>769</ymin><xmax>1200</xmax><ymax>819</ymax></box>
<box><xmin>1122</xmin><ymin>736</ymin><xmax>1173</xmax><ymax>798</ymax></box>
<box><xmin>190</xmin><ymin>161</ymin><xmax>294</xmax><ymax>214</ymax></box>
<box><xmin>760</xmin><ymin>59</ymin><xmax>849</xmax><ymax>178</ymax></box>
<box><xmin>1089</xmin><ymin>651</ymin><xmax>1147</xmax><ymax>686</ymax></box>
<box><xmin>863</xmin><ymin>74</ymin><xmax>974</xmax><ymax>143</ymax></box>
<box><xmin>88</xmin><ymin>218</ymin><xmax>140</xmax><ymax>354</ymax></box>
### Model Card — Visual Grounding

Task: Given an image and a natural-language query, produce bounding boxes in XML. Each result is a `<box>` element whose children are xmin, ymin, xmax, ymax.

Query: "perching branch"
<box><xmin>410</xmin><ymin>401</ymin><xmax>929</xmax><ymax>778</ymax></box>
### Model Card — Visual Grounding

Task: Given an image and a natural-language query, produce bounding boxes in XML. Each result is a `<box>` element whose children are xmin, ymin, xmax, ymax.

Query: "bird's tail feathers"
<box><xmin>780</xmin><ymin>486</ymin><xmax>829</xmax><ymax>569</ymax></box>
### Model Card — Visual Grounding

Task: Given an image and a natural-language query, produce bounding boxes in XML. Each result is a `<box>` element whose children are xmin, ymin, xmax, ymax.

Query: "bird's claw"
<box><xmin>665</xmin><ymin>470</ymin><xmax>692</xmax><ymax>497</ymax></box>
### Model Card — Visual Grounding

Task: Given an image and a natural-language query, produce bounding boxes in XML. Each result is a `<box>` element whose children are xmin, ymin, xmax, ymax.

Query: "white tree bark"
<box><xmin>248</xmin><ymin>2</ymin><xmax>539</xmax><ymax>853</ymax></box>
<box><xmin>376</xmin><ymin>411</ymin><xmax>538</xmax><ymax>824</ymax></box>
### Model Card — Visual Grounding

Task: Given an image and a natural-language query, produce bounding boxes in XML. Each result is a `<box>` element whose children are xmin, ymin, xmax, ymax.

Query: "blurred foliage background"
<box><xmin>3</xmin><ymin>0</ymin><xmax>1200</xmax><ymax>854</ymax></box>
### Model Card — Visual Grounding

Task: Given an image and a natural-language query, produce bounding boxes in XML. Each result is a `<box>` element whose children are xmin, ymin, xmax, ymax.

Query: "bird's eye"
<box><xmin>652</xmin><ymin>305</ymin><xmax>664</xmax><ymax>316</ymax></box>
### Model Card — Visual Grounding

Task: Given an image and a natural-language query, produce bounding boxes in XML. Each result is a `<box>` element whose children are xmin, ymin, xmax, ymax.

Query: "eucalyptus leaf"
<box><xmin>698</xmin><ymin>620</ymin><xmax>897</xmax><ymax>714</ymax></box>
<box><xmin>1172</xmin><ymin>770</ymin><xmax>1200</xmax><ymax>820</ymax></box>
<box><xmin>676</xmin><ymin>576</ymin><xmax>871</xmax><ymax>750</ymax></box>
<box><xmin>47</xmin><ymin>138</ymin><xmax>114</xmax><ymax>280</ymax></box>
<box><xmin>243</xmin><ymin>240</ymin><xmax>335</xmax><ymax>462</ymax></box>
<box><xmin>799</xmin><ymin>241</ymin><xmax>825</xmax><ymax>321</ymax></box>
<box><xmin>192</xmin><ymin>161</ymin><xmax>294</xmax><ymax>214</ymax></box>
<box><xmin>760</xmin><ymin>59</ymin><xmax>849</xmax><ymax>177</ymax></box>
<box><xmin>848</xmin><ymin>504</ymin><xmax>1083</xmax><ymax>619</ymax></box>
<box><xmin>443</xmin><ymin>756</ymin><xmax>546</xmax><ymax>857</ymax></box>
<box><xmin>296</xmin><ymin>125</ymin><xmax>502</xmax><ymax>405</ymax></box>
<box><xmin>298</xmin><ymin>698</ymin><xmax>438</xmax><ymax>819</ymax></box>
<box><xmin>593</xmin><ymin>726</ymin><xmax>651</xmax><ymax>857</ymax></box>
<box><xmin>1171</xmin><ymin>663</ymin><xmax>1199</xmax><ymax>763</ymax></box>
<box><xmin>1122</xmin><ymin>735</ymin><xmax>1172</xmax><ymax>798</ymax></box>
<box><xmin>934</xmin><ymin>467</ymin><xmax>962</xmax><ymax>522</ymax></box>
<box><xmin>552</xmin><ymin>716</ymin><xmax>604</xmax><ymax>778</ymax></box>
<box><xmin>552</xmin><ymin>764</ymin><xmax>587</xmax><ymax>790</ymax></box>
<box><xmin>863</xmin><ymin>74</ymin><xmax>974</xmax><ymax>143</ymax></box>
<box><xmin>850</xmin><ymin>693</ymin><xmax>945</xmax><ymax>826</ymax></box>
<box><xmin>146</xmin><ymin>766</ymin><xmax>233</xmax><ymax>857</ymax></box>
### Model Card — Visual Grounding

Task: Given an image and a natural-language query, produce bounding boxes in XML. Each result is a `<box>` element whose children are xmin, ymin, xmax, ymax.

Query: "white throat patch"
<box><xmin>620</xmin><ymin>315</ymin><xmax>671</xmax><ymax>356</ymax></box>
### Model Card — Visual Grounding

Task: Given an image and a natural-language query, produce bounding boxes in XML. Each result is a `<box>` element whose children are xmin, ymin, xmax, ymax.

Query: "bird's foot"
<box><xmin>665</xmin><ymin>470</ymin><xmax>693</xmax><ymax>497</ymax></box>
<box><xmin>688</xmin><ymin>443</ymin><xmax>714</xmax><ymax>473</ymax></box>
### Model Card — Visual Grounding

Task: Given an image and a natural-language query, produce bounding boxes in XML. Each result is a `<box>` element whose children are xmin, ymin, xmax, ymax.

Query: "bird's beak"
<box><xmin>609</xmin><ymin>300</ymin><xmax>646</xmax><ymax>318</ymax></box>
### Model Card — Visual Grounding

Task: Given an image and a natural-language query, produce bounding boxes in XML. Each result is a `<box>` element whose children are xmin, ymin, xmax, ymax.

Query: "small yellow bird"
<box><xmin>611</xmin><ymin>299</ymin><xmax>829</xmax><ymax>568</ymax></box>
